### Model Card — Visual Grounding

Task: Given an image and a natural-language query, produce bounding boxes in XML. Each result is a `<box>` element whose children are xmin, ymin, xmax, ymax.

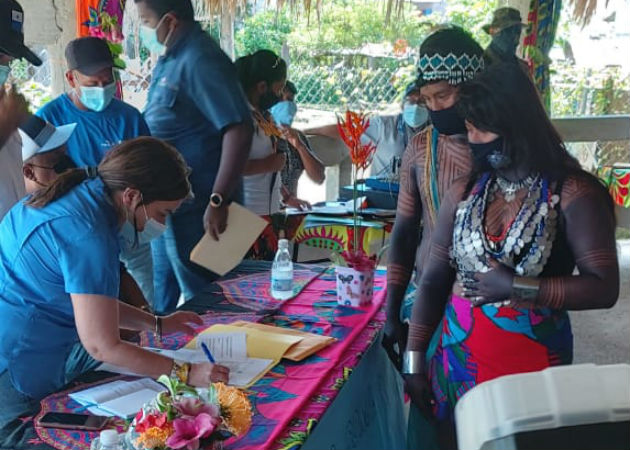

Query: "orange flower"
<box><xmin>337</xmin><ymin>110</ymin><xmax>376</xmax><ymax>171</ymax></box>
<box><xmin>213</xmin><ymin>382</ymin><xmax>252</xmax><ymax>437</ymax></box>
<box><xmin>135</xmin><ymin>423</ymin><xmax>174</xmax><ymax>449</ymax></box>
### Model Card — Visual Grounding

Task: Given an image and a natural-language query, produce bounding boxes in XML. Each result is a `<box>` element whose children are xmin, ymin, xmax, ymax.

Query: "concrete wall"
<box><xmin>21</xmin><ymin>0</ymin><xmax>75</xmax><ymax>96</ymax></box>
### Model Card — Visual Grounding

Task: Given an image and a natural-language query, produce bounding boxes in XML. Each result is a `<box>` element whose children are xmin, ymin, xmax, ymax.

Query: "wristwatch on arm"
<box><xmin>209</xmin><ymin>192</ymin><xmax>224</xmax><ymax>208</ymax></box>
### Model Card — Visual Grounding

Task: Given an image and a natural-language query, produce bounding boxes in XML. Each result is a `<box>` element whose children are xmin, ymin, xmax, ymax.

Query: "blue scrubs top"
<box><xmin>143</xmin><ymin>22</ymin><xmax>252</xmax><ymax>212</ymax></box>
<box><xmin>37</xmin><ymin>94</ymin><xmax>151</xmax><ymax>167</ymax></box>
<box><xmin>0</xmin><ymin>178</ymin><xmax>120</xmax><ymax>398</ymax></box>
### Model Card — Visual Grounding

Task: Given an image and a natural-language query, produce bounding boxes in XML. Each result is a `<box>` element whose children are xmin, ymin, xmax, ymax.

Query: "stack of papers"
<box><xmin>161</xmin><ymin>333</ymin><xmax>275</xmax><ymax>388</ymax></box>
<box><xmin>97</xmin><ymin>323</ymin><xmax>336</xmax><ymax>390</ymax></box>
<box><xmin>69</xmin><ymin>378</ymin><xmax>165</xmax><ymax>419</ymax></box>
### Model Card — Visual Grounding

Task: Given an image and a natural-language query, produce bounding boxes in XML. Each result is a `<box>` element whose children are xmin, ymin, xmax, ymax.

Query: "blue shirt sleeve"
<box><xmin>50</xmin><ymin>217</ymin><xmax>120</xmax><ymax>297</ymax></box>
<box><xmin>184</xmin><ymin>46</ymin><xmax>252</xmax><ymax>131</ymax></box>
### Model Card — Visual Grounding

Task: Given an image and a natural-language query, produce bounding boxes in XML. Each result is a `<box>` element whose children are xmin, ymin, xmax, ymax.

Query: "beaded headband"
<box><xmin>418</xmin><ymin>52</ymin><xmax>484</xmax><ymax>85</ymax></box>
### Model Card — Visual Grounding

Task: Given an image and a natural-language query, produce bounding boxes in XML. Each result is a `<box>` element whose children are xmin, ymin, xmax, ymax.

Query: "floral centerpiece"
<box><xmin>331</xmin><ymin>110</ymin><xmax>378</xmax><ymax>307</ymax></box>
<box><xmin>126</xmin><ymin>376</ymin><xmax>252</xmax><ymax>450</ymax></box>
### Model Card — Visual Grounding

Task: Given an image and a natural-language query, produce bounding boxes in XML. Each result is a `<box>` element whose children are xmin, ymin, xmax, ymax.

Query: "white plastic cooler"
<box><xmin>455</xmin><ymin>364</ymin><xmax>630</xmax><ymax>450</ymax></box>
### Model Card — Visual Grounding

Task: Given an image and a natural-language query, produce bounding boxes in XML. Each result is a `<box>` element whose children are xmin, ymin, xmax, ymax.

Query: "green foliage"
<box><xmin>235</xmin><ymin>10</ymin><xmax>293</xmax><ymax>57</ymax></box>
<box><xmin>420</xmin><ymin>0</ymin><xmax>498</xmax><ymax>48</ymax></box>
<box><xmin>287</xmin><ymin>0</ymin><xmax>428</xmax><ymax>56</ymax></box>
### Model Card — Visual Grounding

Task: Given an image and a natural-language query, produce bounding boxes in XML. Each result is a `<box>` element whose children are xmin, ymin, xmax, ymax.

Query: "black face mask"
<box><xmin>259</xmin><ymin>84</ymin><xmax>280</xmax><ymax>111</ymax></box>
<box><xmin>429</xmin><ymin>104</ymin><xmax>467</xmax><ymax>135</ymax></box>
<box><xmin>469</xmin><ymin>136</ymin><xmax>509</xmax><ymax>170</ymax></box>
<box><xmin>491</xmin><ymin>25</ymin><xmax>521</xmax><ymax>57</ymax></box>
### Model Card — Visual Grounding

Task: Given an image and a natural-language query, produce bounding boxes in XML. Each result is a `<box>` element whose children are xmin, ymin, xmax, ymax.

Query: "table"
<box><xmin>1</xmin><ymin>262</ymin><xmax>405</xmax><ymax>450</ymax></box>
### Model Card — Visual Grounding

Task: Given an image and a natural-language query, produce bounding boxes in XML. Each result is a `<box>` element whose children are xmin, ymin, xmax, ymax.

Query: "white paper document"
<box><xmin>69</xmin><ymin>378</ymin><xmax>165</xmax><ymax>419</ymax></box>
<box><xmin>190</xmin><ymin>203</ymin><xmax>268</xmax><ymax>276</ymax></box>
<box><xmin>195</xmin><ymin>332</ymin><xmax>248</xmax><ymax>361</ymax></box>
<box><xmin>97</xmin><ymin>333</ymin><xmax>273</xmax><ymax>388</ymax></box>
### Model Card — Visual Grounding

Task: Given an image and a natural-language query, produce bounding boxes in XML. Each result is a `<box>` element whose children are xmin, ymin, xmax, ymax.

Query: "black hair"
<box><xmin>458</xmin><ymin>63</ymin><xmax>613</xmax><ymax>214</ymax></box>
<box><xmin>133</xmin><ymin>0</ymin><xmax>194</xmax><ymax>21</ymax></box>
<box><xmin>234</xmin><ymin>50</ymin><xmax>287</xmax><ymax>92</ymax></box>
<box><xmin>285</xmin><ymin>81</ymin><xmax>297</xmax><ymax>95</ymax></box>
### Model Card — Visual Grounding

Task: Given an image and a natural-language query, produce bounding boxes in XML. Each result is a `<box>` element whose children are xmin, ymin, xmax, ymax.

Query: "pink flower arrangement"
<box><xmin>128</xmin><ymin>376</ymin><xmax>252</xmax><ymax>450</ymax></box>
<box><xmin>340</xmin><ymin>250</ymin><xmax>377</xmax><ymax>272</ymax></box>
<box><xmin>166</xmin><ymin>414</ymin><xmax>221</xmax><ymax>450</ymax></box>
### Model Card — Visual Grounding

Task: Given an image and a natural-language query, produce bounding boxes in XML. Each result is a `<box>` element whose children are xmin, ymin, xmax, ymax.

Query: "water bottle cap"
<box><xmin>99</xmin><ymin>429</ymin><xmax>119</xmax><ymax>446</ymax></box>
<box><xmin>278</xmin><ymin>239</ymin><xmax>289</xmax><ymax>248</ymax></box>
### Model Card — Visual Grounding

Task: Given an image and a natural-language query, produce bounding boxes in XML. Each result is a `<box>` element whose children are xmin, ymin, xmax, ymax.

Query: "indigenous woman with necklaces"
<box><xmin>403</xmin><ymin>63</ymin><xmax>620</xmax><ymax>445</ymax></box>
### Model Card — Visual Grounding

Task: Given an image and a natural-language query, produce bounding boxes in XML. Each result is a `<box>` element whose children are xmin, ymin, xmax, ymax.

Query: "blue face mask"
<box><xmin>270</xmin><ymin>101</ymin><xmax>298</xmax><ymax>126</ymax></box>
<box><xmin>402</xmin><ymin>104</ymin><xmax>428</xmax><ymax>128</ymax></box>
<box><xmin>139</xmin><ymin>14</ymin><xmax>171</xmax><ymax>55</ymax></box>
<box><xmin>0</xmin><ymin>65</ymin><xmax>10</xmax><ymax>85</ymax></box>
<box><xmin>120</xmin><ymin>203</ymin><xmax>167</xmax><ymax>249</ymax></box>
<box><xmin>79</xmin><ymin>82</ymin><xmax>116</xmax><ymax>112</ymax></box>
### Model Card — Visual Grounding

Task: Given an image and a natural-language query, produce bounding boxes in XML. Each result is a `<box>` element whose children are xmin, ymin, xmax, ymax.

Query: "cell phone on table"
<box><xmin>36</xmin><ymin>412</ymin><xmax>109</xmax><ymax>431</ymax></box>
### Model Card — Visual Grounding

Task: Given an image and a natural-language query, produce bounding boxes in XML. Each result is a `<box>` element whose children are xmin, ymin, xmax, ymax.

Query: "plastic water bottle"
<box><xmin>90</xmin><ymin>429</ymin><xmax>123</xmax><ymax>450</ymax></box>
<box><xmin>271</xmin><ymin>239</ymin><xmax>293</xmax><ymax>300</ymax></box>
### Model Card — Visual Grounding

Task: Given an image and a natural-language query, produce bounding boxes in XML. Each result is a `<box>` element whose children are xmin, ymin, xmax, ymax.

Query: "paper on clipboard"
<box><xmin>190</xmin><ymin>203</ymin><xmax>267</xmax><ymax>276</ymax></box>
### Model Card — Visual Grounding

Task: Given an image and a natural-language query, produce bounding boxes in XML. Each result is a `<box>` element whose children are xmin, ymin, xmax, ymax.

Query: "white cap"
<box><xmin>278</xmin><ymin>238</ymin><xmax>289</xmax><ymax>248</ymax></box>
<box><xmin>19</xmin><ymin>115</ymin><xmax>76</xmax><ymax>162</ymax></box>
<box><xmin>99</xmin><ymin>429</ymin><xmax>119</xmax><ymax>446</ymax></box>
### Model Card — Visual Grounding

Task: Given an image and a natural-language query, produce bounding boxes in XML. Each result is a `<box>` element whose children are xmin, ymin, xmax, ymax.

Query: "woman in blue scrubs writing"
<box><xmin>0</xmin><ymin>137</ymin><xmax>229</xmax><ymax>429</ymax></box>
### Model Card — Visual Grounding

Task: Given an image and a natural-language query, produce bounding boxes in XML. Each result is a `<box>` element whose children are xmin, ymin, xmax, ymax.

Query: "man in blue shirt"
<box><xmin>135</xmin><ymin>0</ymin><xmax>254</xmax><ymax>313</ymax></box>
<box><xmin>37</xmin><ymin>37</ymin><xmax>154</xmax><ymax>305</ymax></box>
<box><xmin>37</xmin><ymin>37</ymin><xmax>150</xmax><ymax>167</ymax></box>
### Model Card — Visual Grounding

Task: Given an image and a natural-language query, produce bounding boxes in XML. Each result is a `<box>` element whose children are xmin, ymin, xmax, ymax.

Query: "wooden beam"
<box><xmin>220</xmin><ymin>4</ymin><xmax>235</xmax><ymax>60</ymax></box>
<box><xmin>552</xmin><ymin>115</ymin><xmax>630</xmax><ymax>142</ymax></box>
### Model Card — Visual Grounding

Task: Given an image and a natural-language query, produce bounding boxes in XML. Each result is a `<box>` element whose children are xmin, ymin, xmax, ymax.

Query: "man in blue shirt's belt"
<box><xmin>136</xmin><ymin>0</ymin><xmax>254</xmax><ymax>314</ymax></box>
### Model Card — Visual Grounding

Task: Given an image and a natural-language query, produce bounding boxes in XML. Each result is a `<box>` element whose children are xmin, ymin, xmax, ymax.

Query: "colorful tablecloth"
<box><xmin>293</xmin><ymin>218</ymin><xmax>392</xmax><ymax>255</ymax></box>
<box><xmin>598</xmin><ymin>165</ymin><xmax>630</xmax><ymax>208</ymax></box>
<box><xmin>6</xmin><ymin>263</ymin><xmax>393</xmax><ymax>450</ymax></box>
<box><xmin>248</xmin><ymin>214</ymin><xmax>393</xmax><ymax>261</ymax></box>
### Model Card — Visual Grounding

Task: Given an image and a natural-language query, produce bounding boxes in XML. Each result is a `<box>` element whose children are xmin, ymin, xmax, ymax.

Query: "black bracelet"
<box><xmin>154</xmin><ymin>315</ymin><xmax>163</xmax><ymax>340</ymax></box>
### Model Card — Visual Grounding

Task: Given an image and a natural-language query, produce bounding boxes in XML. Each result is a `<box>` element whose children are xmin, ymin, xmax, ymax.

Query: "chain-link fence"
<box><xmin>291</xmin><ymin>58</ymin><xmax>417</xmax><ymax>112</ymax></box>
<box><xmin>567</xmin><ymin>140</ymin><xmax>630</xmax><ymax>170</ymax></box>
<box><xmin>10</xmin><ymin>45</ymin><xmax>52</xmax><ymax>111</ymax></box>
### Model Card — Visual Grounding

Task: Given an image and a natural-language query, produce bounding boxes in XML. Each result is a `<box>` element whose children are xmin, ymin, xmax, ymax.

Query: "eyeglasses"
<box><xmin>29</xmin><ymin>158</ymin><xmax>76</xmax><ymax>174</ymax></box>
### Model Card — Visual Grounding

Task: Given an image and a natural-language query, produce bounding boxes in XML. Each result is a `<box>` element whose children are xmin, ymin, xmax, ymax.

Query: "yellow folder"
<box><xmin>186</xmin><ymin>324</ymin><xmax>303</xmax><ymax>387</ymax></box>
<box><xmin>228</xmin><ymin>321</ymin><xmax>336</xmax><ymax>361</ymax></box>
